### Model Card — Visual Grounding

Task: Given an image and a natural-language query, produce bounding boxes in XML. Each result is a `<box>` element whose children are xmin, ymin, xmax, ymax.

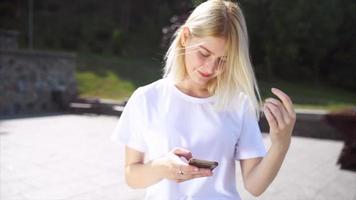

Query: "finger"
<box><xmin>271</xmin><ymin>88</ymin><xmax>295</xmax><ymax>117</ymax></box>
<box><xmin>176</xmin><ymin>172</ymin><xmax>195</xmax><ymax>180</ymax></box>
<box><xmin>190</xmin><ymin>169</ymin><xmax>213</xmax><ymax>178</ymax></box>
<box><xmin>169</xmin><ymin>154</ymin><xmax>187</xmax><ymax>165</ymax></box>
<box><xmin>175</xmin><ymin>179</ymin><xmax>185</xmax><ymax>183</ymax></box>
<box><xmin>176</xmin><ymin>170</ymin><xmax>212</xmax><ymax>181</ymax></box>
<box><xmin>181</xmin><ymin>165</ymin><xmax>200</xmax><ymax>174</ymax></box>
<box><xmin>181</xmin><ymin>166</ymin><xmax>211</xmax><ymax>176</ymax></box>
<box><xmin>174</xmin><ymin>168</ymin><xmax>189</xmax><ymax>180</ymax></box>
<box><xmin>263</xmin><ymin>104</ymin><xmax>278</xmax><ymax>130</ymax></box>
<box><xmin>172</xmin><ymin>147</ymin><xmax>193</xmax><ymax>161</ymax></box>
<box><xmin>265</xmin><ymin>98</ymin><xmax>290</xmax><ymax>124</ymax></box>
<box><xmin>191</xmin><ymin>173</ymin><xmax>212</xmax><ymax>179</ymax></box>
<box><xmin>265</xmin><ymin>102</ymin><xmax>285</xmax><ymax>129</ymax></box>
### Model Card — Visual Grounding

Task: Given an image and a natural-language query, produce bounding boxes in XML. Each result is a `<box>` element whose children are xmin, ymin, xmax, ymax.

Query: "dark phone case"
<box><xmin>188</xmin><ymin>158</ymin><xmax>219</xmax><ymax>170</ymax></box>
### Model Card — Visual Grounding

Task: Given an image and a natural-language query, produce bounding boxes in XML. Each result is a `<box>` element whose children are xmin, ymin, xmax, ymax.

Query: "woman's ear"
<box><xmin>180</xmin><ymin>26</ymin><xmax>191</xmax><ymax>47</ymax></box>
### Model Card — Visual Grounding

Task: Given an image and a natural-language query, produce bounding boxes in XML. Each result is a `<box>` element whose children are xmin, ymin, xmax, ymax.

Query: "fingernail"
<box><xmin>271</xmin><ymin>88</ymin><xmax>276</xmax><ymax>91</ymax></box>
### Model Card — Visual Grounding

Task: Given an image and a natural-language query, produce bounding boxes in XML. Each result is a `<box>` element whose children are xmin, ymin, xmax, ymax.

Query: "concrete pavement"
<box><xmin>1</xmin><ymin>114</ymin><xmax>355</xmax><ymax>200</ymax></box>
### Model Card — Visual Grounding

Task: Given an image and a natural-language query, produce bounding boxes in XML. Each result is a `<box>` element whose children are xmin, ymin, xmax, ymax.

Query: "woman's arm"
<box><xmin>240</xmin><ymin>88</ymin><xmax>296</xmax><ymax>197</ymax></box>
<box><xmin>124</xmin><ymin>146</ymin><xmax>213</xmax><ymax>188</ymax></box>
<box><xmin>124</xmin><ymin>146</ymin><xmax>163</xmax><ymax>188</ymax></box>
<box><xmin>240</xmin><ymin>142</ymin><xmax>290</xmax><ymax>196</ymax></box>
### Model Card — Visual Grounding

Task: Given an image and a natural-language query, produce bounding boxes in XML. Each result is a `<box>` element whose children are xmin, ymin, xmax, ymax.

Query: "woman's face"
<box><xmin>183</xmin><ymin>34</ymin><xmax>227</xmax><ymax>89</ymax></box>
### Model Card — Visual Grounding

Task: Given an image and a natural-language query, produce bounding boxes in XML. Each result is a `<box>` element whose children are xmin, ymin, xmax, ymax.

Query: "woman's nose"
<box><xmin>204</xmin><ymin>58</ymin><xmax>219</xmax><ymax>72</ymax></box>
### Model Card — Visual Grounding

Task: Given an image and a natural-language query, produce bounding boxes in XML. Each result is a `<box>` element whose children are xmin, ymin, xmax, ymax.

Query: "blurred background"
<box><xmin>1</xmin><ymin>0</ymin><xmax>355</xmax><ymax>110</ymax></box>
<box><xmin>0</xmin><ymin>0</ymin><xmax>355</xmax><ymax>200</ymax></box>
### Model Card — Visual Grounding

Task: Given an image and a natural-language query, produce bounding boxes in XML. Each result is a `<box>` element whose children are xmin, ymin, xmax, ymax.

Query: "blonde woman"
<box><xmin>112</xmin><ymin>0</ymin><xmax>296</xmax><ymax>199</ymax></box>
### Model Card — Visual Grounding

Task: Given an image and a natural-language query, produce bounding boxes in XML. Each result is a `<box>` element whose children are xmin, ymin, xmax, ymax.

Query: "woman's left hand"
<box><xmin>263</xmin><ymin>88</ymin><xmax>296</xmax><ymax>149</ymax></box>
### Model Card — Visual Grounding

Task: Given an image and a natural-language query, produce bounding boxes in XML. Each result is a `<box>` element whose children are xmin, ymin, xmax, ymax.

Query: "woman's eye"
<box><xmin>199</xmin><ymin>51</ymin><xmax>210</xmax><ymax>57</ymax></box>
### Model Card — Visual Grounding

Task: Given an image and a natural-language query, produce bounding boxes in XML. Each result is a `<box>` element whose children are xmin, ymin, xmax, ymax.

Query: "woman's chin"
<box><xmin>193</xmin><ymin>77</ymin><xmax>211</xmax><ymax>88</ymax></box>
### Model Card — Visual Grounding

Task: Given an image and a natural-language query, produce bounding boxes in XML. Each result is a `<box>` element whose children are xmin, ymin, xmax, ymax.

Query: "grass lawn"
<box><xmin>76</xmin><ymin>53</ymin><xmax>356</xmax><ymax>111</ymax></box>
<box><xmin>76</xmin><ymin>52</ymin><xmax>162</xmax><ymax>101</ymax></box>
<box><xmin>258</xmin><ymin>80</ymin><xmax>356</xmax><ymax>111</ymax></box>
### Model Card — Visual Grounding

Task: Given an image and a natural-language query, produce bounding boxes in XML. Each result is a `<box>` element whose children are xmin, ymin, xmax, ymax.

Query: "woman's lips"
<box><xmin>198</xmin><ymin>71</ymin><xmax>212</xmax><ymax>78</ymax></box>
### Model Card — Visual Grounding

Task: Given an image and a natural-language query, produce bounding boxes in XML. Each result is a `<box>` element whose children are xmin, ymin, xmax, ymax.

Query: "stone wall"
<box><xmin>0</xmin><ymin>30</ymin><xmax>19</xmax><ymax>50</ymax></box>
<box><xmin>0</xmin><ymin>30</ymin><xmax>77</xmax><ymax>115</ymax></box>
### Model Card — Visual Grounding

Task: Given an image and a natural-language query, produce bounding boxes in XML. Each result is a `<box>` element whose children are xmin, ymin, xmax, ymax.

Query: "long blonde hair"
<box><xmin>163</xmin><ymin>0</ymin><xmax>262</xmax><ymax>119</ymax></box>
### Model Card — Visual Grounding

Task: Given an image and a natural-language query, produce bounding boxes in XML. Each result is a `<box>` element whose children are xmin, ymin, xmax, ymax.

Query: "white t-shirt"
<box><xmin>111</xmin><ymin>78</ymin><xmax>267</xmax><ymax>200</ymax></box>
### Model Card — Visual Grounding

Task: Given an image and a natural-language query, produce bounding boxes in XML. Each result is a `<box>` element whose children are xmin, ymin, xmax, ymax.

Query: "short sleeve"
<box><xmin>111</xmin><ymin>88</ymin><xmax>148</xmax><ymax>152</ymax></box>
<box><xmin>234</xmin><ymin>97</ymin><xmax>267</xmax><ymax>160</ymax></box>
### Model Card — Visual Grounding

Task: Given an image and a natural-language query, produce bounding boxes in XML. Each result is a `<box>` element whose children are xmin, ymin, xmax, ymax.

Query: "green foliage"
<box><xmin>241</xmin><ymin>0</ymin><xmax>356</xmax><ymax>89</ymax></box>
<box><xmin>111</xmin><ymin>29</ymin><xmax>125</xmax><ymax>54</ymax></box>
<box><xmin>0</xmin><ymin>1</ymin><xmax>17</xmax><ymax>29</ymax></box>
<box><xmin>1</xmin><ymin>0</ymin><xmax>355</xmax><ymax>90</ymax></box>
<box><xmin>192</xmin><ymin>0</ymin><xmax>206</xmax><ymax>7</ymax></box>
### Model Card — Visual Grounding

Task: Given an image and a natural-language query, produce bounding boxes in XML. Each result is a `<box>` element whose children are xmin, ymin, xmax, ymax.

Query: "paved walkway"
<box><xmin>1</xmin><ymin>114</ymin><xmax>355</xmax><ymax>200</ymax></box>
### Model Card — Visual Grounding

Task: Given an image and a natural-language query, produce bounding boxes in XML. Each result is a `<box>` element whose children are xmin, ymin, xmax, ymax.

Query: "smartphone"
<box><xmin>188</xmin><ymin>158</ymin><xmax>219</xmax><ymax>170</ymax></box>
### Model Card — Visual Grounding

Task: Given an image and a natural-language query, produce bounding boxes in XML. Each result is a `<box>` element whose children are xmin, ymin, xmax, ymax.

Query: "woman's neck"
<box><xmin>175</xmin><ymin>78</ymin><xmax>212</xmax><ymax>98</ymax></box>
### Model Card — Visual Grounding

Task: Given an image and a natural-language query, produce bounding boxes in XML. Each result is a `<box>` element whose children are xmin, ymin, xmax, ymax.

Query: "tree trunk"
<box><xmin>119</xmin><ymin>0</ymin><xmax>131</xmax><ymax>33</ymax></box>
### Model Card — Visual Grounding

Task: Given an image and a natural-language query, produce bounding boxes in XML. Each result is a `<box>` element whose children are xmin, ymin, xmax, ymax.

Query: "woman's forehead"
<box><xmin>191</xmin><ymin>36</ymin><xmax>226</xmax><ymax>57</ymax></box>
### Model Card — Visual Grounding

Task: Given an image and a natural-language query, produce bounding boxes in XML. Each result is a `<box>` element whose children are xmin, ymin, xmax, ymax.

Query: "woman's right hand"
<box><xmin>155</xmin><ymin>147</ymin><xmax>213</xmax><ymax>183</ymax></box>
